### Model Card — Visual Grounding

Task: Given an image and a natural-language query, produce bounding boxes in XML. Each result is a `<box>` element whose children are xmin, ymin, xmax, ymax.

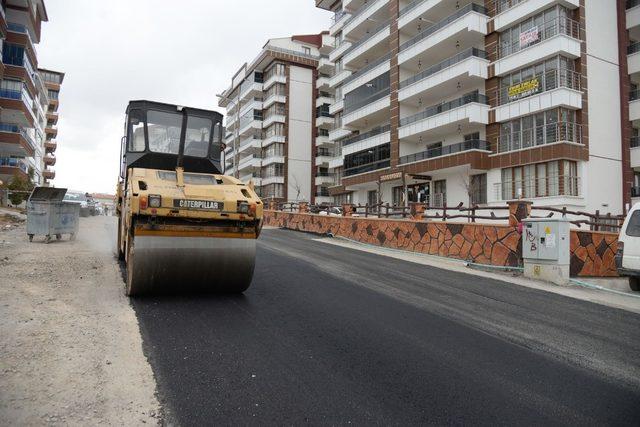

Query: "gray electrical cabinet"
<box><xmin>522</xmin><ymin>218</ymin><xmax>571</xmax><ymax>285</ymax></box>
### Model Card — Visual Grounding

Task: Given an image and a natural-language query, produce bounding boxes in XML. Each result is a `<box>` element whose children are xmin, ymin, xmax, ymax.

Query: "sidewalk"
<box><xmin>317</xmin><ymin>235</ymin><xmax>640</xmax><ymax>314</ymax></box>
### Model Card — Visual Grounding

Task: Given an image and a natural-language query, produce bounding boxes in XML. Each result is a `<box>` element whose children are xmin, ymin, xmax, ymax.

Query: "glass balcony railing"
<box><xmin>343</xmin><ymin>124</ymin><xmax>390</xmax><ymax>147</ymax></box>
<box><xmin>341</xmin><ymin>19</ymin><xmax>391</xmax><ymax>60</ymax></box>
<box><xmin>498</xmin><ymin>16</ymin><xmax>580</xmax><ymax>58</ymax></box>
<box><xmin>400</xmin><ymin>91</ymin><xmax>489</xmax><ymax>127</ymax></box>
<box><xmin>400</xmin><ymin>4</ymin><xmax>488</xmax><ymax>52</ymax></box>
<box><xmin>0</xmin><ymin>123</ymin><xmax>37</xmax><ymax>150</ymax></box>
<box><xmin>343</xmin><ymin>86</ymin><xmax>390</xmax><ymax>116</ymax></box>
<box><xmin>0</xmin><ymin>87</ymin><xmax>34</xmax><ymax>110</ymax></box>
<box><xmin>629</xmin><ymin>41</ymin><xmax>640</xmax><ymax>55</ymax></box>
<box><xmin>0</xmin><ymin>157</ymin><xmax>28</xmax><ymax>173</ymax></box>
<box><xmin>344</xmin><ymin>159</ymin><xmax>390</xmax><ymax>177</ymax></box>
<box><xmin>498</xmin><ymin>122</ymin><xmax>582</xmax><ymax>153</ymax></box>
<box><xmin>400</xmin><ymin>47</ymin><xmax>487</xmax><ymax>89</ymax></box>
<box><xmin>632</xmin><ymin>136</ymin><xmax>640</xmax><ymax>148</ymax></box>
<box><xmin>493</xmin><ymin>0</ymin><xmax>528</xmax><ymax>14</ymax></box>
<box><xmin>628</xmin><ymin>0</ymin><xmax>640</xmax><ymax>9</ymax></box>
<box><xmin>343</xmin><ymin>53</ymin><xmax>391</xmax><ymax>87</ymax></box>
<box><xmin>630</xmin><ymin>89</ymin><xmax>640</xmax><ymax>101</ymax></box>
<box><xmin>399</xmin><ymin>140</ymin><xmax>490</xmax><ymax>165</ymax></box>
<box><xmin>496</xmin><ymin>68</ymin><xmax>581</xmax><ymax>106</ymax></box>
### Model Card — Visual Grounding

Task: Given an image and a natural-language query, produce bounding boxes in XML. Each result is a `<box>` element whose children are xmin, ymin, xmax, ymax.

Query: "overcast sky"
<box><xmin>37</xmin><ymin>0</ymin><xmax>329</xmax><ymax>194</ymax></box>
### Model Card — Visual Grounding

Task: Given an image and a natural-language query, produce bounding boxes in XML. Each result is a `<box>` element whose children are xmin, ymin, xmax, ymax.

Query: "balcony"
<box><xmin>343</xmin><ymin>53</ymin><xmax>391</xmax><ymax>95</ymax></box>
<box><xmin>0</xmin><ymin>123</ymin><xmax>36</xmax><ymax>156</ymax></box>
<box><xmin>316</xmin><ymin>148</ymin><xmax>336</xmax><ymax>166</ymax></box>
<box><xmin>629</xmin><ymin>42</ymin><xmax>640</xmax><ymax>75</ymax></box>
<box><xmin>317</xmin><ymin>74</ymin><xmax>331</xmax><ymax>92</ymax></box>
<box><xmin>262</xmin><ymin>134</ymin><xmax>285</xmax><ymax>147</ymax></box>
<box><xmin>318</xmin><ymin>56</ymin><xmax>334</xmax><ymax>74</ymax></box>
<box><xmin>398</xmin><ymin>92</ymin><xmax>490</xmax><ymax>140</ymax></box>
<box><xmin>44</xmin><ymin>155</ymin><xmax>56</xmax><ymax>166</ymax></box>
<box><xmin>44</xmin><ymin>141</ymin><xmax>57</xmax><ymax>152</ymax></box>
<box><xmin>497</xmin><ymin>122</ymin><xmax>582</xmax><ymax>153</ymax></box>
<box><xmin>398</xmin><ymin>4</ymin><xmax>488</xmax><ymax>69</ymax></box>
<box><xmin>237</xmin><ymin>154</ymin><xmax>262</xmax><ymax>171</ymax></box>
<box><xmin>628</xmin><ymin>0</ymin><xmax>640</xmax><ymax>29</ymax></box>
<box><xmin>329</xmin><ymin>98</ymin><xmax>344</xmax><ymax>115</ymax></box>
<box><xmin>399</xmin><ymin>47</ymin><xmax>488</xmax><ymax>106</ymax></box>
<box><xmin>398</xmin><ymin>0</ymin><xmax>444</xmax><ymax>30</ymax></box>
<box><xmin>329</xmin><ymin>10</ymin><xmax>351</xmax><ymax>36</ymax></box>
<box><xmin>343</xmin><ymin>0</ymin><xmax>389</xmax><ymax>38</ymax></box>
<box><xmin>0</xmin><ymin>157</ymin><xmax>29</xmax><ymax>180</ymax></box>
<box><xmin>328</xmin><ymin>156</ymin><xmax>344</xmax><ymax>169</ymax></box>
<box><xmin>263</xmin><ymin>113</ymin><xmax>285</xmax><ymax>129</ymax></box>
<box><xmin>399</xmin><ymin>139</ymin><xmax>490</xmax><ymax>165</ymax></box>
<box><xmin>329</xmin><ymin>126</ymin><xmax>353</xmax><ymax>141</ymax></box>
<box><xmin>237</xmin><ymin>135</ymin><xmax>262</xmax><ymax>154</ymax></box>
<box><xmin>329</xmin><ymin>69</ymin><xmax>353</xmax><ymax>89</ymax></box>
<box><xmin>329</xmin><ymin>40</ymin><xmax>353</xmax><ymax>63</ymax></box>
<box><xmin>343</xmin><ymin>21</ymin><xmax>391</xmax><ymax>69</ymax></box>
<box><xmin>631</xmin><ymin>136</ymin><xmax>640</xmax><ymax>168</ymax></box>
<box><xmin>493</xmin><ymin>0</ymin><xmax>579</xmax><ymax>32</ymax></box>
<box><xmin>45</xmin><ymin>126</ymin><xmax>58</xmax><ymax>138</ymax></box>
<box><xmin>316</xmin><ymin>93</ymin><xmax>334</xmax><ymax>107</ymax></box>
<box><xmin>315</xmin><ymin>172</ymin><xmax>335</xmax><ymax>186</ymax></box>
<box><xmin>342</xmin><ymin>124</ymin><xmax>391</xmax><ymax>156</ymax></box>
<box><xmin>262</xmin><ymin>154</ymin><xmax>285</xmax><ymax>167</ymax></box>
<box><xmin>0</xmin><ymin>87</ymin><xmax>35</xmax><ymax>127</ymax></box>
<box><xmin>493</xmin><ymin>69</ymin><xmax>582</xmax><ymax>122</ymax></box>
<box><xmin>316</xmin><ymin>133</ymin><xmax>332</xmax><ymax>147</ymax></box>
<box><xmin>240</xmin><ymin>173</ymin><xmax>261</xmax><ymax>185</ymax></box>
<box><xmin>316</xmin><ymin>111</ymin><xmax>334</xmax><ymax>128</ymax></box>
<box><xmin>631</xmin><ymin>90</ymin><xmax>640</xmax><ymax>121</ymax></box>
<box><xmin>342</xmin><ymin>86</ymin><xmax>391</xmax><ymax>128</ymax></box>
<box><xmin>344</xmin><ymin>159</ymin><xmax>390</xmax><ymax>177</ymax></box>
<box><xmin>263</xmin><ymin>93</ymin><xmax>285</xmax><ymax>110</ymax></box>
<box><xmin>238</xmin><ymin>116</ymin><xmax>263</xmax><ymax>137</ymax></box>
<box><xmin>261</xmin><ymin>175</ymin><xmax>285</xmax><ymax>186</ymax></box>
<box><xmin>494</xmin><ymin>176</ymin><xmax>580</xmax><ymax>200</ymax></box>
<box><xmin>43</xmin><ymin>170</ymin><xmax>56</xmax><ymax>180</ymax></box>
<box><xmin>493</xmin><ymin>16</ymin><xmax>581</xmax><ymax>76</ymax></box>
<box><xmin>263</xmin><ymin>73</ymin><xmax>286</xmax><ymax>90</ymax></box>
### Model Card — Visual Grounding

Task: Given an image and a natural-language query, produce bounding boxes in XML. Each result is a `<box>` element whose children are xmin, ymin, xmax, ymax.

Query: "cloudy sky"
<box><xmin>37</xmin><ymin>0</ymin><xmax>329</xmax><ymax>194</ymax></box>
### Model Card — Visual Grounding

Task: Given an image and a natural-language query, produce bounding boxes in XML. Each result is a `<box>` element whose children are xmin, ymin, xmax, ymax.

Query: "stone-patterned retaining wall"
<box><xmin>570</xmin><ymin>230</ymin><xmax>619</xmax><ymax>277</ymax></box>
<box><xmin>264</xmin><ymin>211</ymin><xmax>521</xmax><ymax>267</ymax></box>
<box><xmin>265</xmin><ymin>211</ymin><xmax>621</xmax><ymax>277</ymax></box>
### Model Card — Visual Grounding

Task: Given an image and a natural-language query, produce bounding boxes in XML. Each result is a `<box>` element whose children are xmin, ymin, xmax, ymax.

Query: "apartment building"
<box><xmin>315</xmin><ymin>0</ymin><xmax>627</xmax><ymax>215</ymax></box>
<box><xmin>218</xmin><ymin>33</ymin><xmax>334</xmax><ymax>203</ymax></box>
<box><xmin>39</xmin><ymin>68</ymin><xmax>62</xmax><ymax>185</ymax></box>
<box><xmin>0</xmin><ymin>0</ymin><xmax>55</xmax><ymax>188</ymax></box>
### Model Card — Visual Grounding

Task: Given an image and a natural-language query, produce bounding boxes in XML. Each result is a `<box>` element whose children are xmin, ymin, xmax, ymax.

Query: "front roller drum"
<box><xmin>126</xmin><ymin>235</ymin><xmax>256</xmax><ymax>296</ymax></box>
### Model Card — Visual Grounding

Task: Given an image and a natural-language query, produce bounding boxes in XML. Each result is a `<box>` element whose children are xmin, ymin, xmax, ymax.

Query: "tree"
<box><xmin>6</xmin><ymin>174</ymin><xmax>34</xmax><ymax>205</ymax></box>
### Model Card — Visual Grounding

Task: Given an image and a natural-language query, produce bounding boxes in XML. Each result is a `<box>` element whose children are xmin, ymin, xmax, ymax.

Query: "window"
<box><xmin>498</xmin><ymin>108</ymin><xmax>577</xmax><ymax>152</ymax></box>
<box><xmin>303</xmin><ymin>46</ymin><xmax>311</xmax><ymax>55</ymax></box>
<box><xmin>263</xmin><ymin>123</ymin><xmax>285</xmax><ymax>139</ymax></box>
<box><xmin>470</xmin><ymin>174</ymin><xmax>487</xmax><ymax>205</ymax></box>
<box><xmin>392</xmin><ymin>186</ymin><xmax>405</xmax><ymax>206</ymax></box>
<box><xmin>432</xmin><ymin>180</ymin><xmax>446</xmax><ymax>208</ymax></box>
<box><xmin>262</xmin><ymin>143</ymin><xmax>284</xmax><ymax>158</ymax></box>
<box><xmin>265</xmin><ymin>83</ymin><xmax>286</xmax><ymax>99</ymax></box>
<box><xmin>184</xmin><ymin>115</ymin><xmax>213</xmax><ymax>158</ymax></box>
<box><xmin>128</xmin><ymin>109</ymin><xmax>146</xmax><ymax>152</ymax></box>
<box><xmin>367</xmin><ymin>190</ymin><xmax>378</xmax><ymax>207</ymax></box>
<box><xmin>344</xmin><ymin>143</ymin><xmax>390</xmax><ymax>176</ymax></box>
<box><xmin>264</xmin><ymin>63</ymin><xmax>285</xmax><ymax>81</ymax></box>
<box><xmin>264</xmin><ymin>103</ymin><xmax>285</xmax><ymax>120</ymax></box>
<box><xmin>500</xmin><ymin>160</ymin><xmax>577</xmax><ymax>199</ymax></box>
<box><xmin>146</xmin><ymin>110</ymin><xmax>182</xmax><ymax>155</ymax></box>
<box><xmin>48</xmin><ymin>90</ymin><xmax>59</xmax><ymax>100</ymax></box>
<box><xmin>625</xmin><ymin>211</ymin><xmax>640</xmax><ymax>237</ymax></box>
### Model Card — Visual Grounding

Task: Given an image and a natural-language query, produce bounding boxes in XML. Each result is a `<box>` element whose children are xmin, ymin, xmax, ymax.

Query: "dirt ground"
<box><xmin>0</xmin><ymin>216</ymin><xmax>160</xmax><ymax>425</ymax></box>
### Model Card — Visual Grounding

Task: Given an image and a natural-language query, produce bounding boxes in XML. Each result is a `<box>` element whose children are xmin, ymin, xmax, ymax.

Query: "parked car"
<box><xmin>63</xmin><ymin>191</ymin><xmax>91</xmax><ymax>217</ymax></box>
<box><xmin>318</xmin><ymin>206</ymin><xmax>342</xmax><ymax>217</ymax></box>
<box><xmin>615</xmin><ymin>204</ymin><xmax>640</xmax><ymax>291</ymax></box>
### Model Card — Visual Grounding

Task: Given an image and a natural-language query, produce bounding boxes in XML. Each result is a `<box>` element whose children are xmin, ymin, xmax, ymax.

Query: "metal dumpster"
<box><xmin>26</xmin><ymin>187</ymin><xmax>80</xmax><ymax>243</ymax></box>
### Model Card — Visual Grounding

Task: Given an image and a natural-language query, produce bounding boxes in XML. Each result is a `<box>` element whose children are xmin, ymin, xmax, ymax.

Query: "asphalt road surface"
<box><xmin>125</xmin><ymin>225</ymin><xmax>640</xmax><ymax>426</ymax></box>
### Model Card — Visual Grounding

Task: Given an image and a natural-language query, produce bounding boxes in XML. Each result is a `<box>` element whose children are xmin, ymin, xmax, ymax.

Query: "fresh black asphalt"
<box><xmin>130</xmin><ymin>228</ymin><xmax>640</xmax><ymax>426</ymax></box>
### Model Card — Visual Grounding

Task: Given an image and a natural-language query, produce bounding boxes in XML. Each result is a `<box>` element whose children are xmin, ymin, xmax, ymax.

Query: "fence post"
<box><xmin>410</xmin><ymin>202</ymin><xmax>425</xmax><ymax>221</ymax></box>
<box><xmin>342</xmin><ymin>203</ymin><xmax>354</xmax><ymax>217</ymax></box>
<box><xmin>385</xmin><ymin>203</ymin><xmax>390</xmax><ymax>218</ymax></box>
<box><xmin>298</xmin><ymin>202</ymin><xmax>309</xmax><ymax>213</ymax></box>
<box><xmin>442</xmin><ymin>201</ymin><xmax>448</xmax><ymax>222</ymax></box>
<box><xmin>594</xmin><ymin>210</ymin><xmax>600</xmax><ymax>232</ymax></box>
<box><xmin>507</xmin><ymin>200</ymin><xmax>533</xmax><ymax>227</ymax></box>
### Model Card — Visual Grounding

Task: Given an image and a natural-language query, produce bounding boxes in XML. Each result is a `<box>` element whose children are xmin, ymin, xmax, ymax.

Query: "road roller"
<box><xmin>115</xmin><ymin>100</ymin><xmax>263</xmax><ymax>296</ymax></box>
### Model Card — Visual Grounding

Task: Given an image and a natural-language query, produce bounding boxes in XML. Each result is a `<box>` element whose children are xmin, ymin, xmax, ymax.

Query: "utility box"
<box><xmin>26</xmin><ymin>187</ymin><xmax>80</xmax><ymax>243</ymax></box>
<box><xmin>522</xmin><ymin>218</ymin><xmax>571</xmax><ymax>285</ymax></box>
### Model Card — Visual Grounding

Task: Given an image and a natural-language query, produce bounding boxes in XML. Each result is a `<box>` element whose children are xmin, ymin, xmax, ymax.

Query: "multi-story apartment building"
<box><xmin>315</xmin><ymin>0</ymin><xmax>628</xmax><ymax>215</ymax></box>
<box><xmin>218</xmin><ymin>33</ymin><xmax>334</xmax><ymax>203</ymax></box>
<box><xmin>39</xmin><ymin>68</ymin><xmax>63</xmax><ymax>185</ymax></box>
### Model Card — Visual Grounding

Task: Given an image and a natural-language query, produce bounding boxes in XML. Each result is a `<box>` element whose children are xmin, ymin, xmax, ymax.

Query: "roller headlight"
<box><xmin>148</xmin><ymin>195</ymin><xmax>162</xmax><ymax>208</ymax></box>
<box><xmin>237</xmin><ymin>201</ymin><xmax>250</xmax><ymax>214</ymax></box>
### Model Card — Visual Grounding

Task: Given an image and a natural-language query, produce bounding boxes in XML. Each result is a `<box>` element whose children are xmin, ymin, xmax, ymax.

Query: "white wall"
<box><xmin>287</xmin><ymin>66</ymin><xmax>313</xmax><ymax>202</ymax></box>
<box><xmin>585</xmin><ymin>0</ymin><xmax>624</xmax><ymax>214</ymax></box>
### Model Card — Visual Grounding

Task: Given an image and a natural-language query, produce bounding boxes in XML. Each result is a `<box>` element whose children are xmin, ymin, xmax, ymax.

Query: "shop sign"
<box><xmin>508</xmin><ymin>77</ymin><xmax>540</xmax><ymax>101</ymax></box>
<box><xmin>519</xmin><ymin>27</ymin><xmax>539</xmax><ymax>49</ymax></box>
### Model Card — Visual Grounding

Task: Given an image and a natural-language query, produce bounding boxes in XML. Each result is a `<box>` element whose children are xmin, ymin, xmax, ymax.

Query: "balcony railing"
<box><xmin>400</xmin><ymin>91</ymin><xmax>489</xmax><ymax>127</ymax></box>
<box><xmin>400</xmin><ymin>0</ymin><xmax>429</xmax><ymax>17</ymax></box>
<box><xmin>317</xmin><ymin>148</ymin><xmax>335</xmax><ymax>157</ymax></box>
<box><xmin>491</xmin><ymin>0</ymin><xmax>527</xmax><ymax>14</ymax></box>
<box><xmin>345</xmin><ymin>159</ymin><xmax>390</xmax><ymax>176</ymax></box>
<box><xmin>0</xmin><ymin>157</ymin><xmax>28</xmax><ymax>173</ymax></box>
<box><xmin>343</xmin><ymin>0</ymin><xmax>386</xmax><ymax>28</ymax></box>
<box><xmin>497</xmin><ymin>16</ymin><xmax>580</xmax><ymax>59</ymax></box>
<box><xmin>632</xmin><ymin>136</ymin><xmax>640</xmax><ymax>148</ymax></box>
<box><xmin>238</xmin><ymin>154</ymin><xmax>261</xmax><ymax>168</ymax></box>
<box><xmin>343</xmin><ymin>53</ymin><xmax>391</xmax><ymax>87</ymax></box>
<box><xmin>399</xmin><ymin>47</ymin><xmax>487</xmax><ymax>89</ymax></box>
<box><xmin>0</xmin><ymin>123</ymin><xmax>37</xmax><ymax>151</ymax></box>
<box><xmin>400</xmin><ymin>4</ymin><xmax>488</xmax><ymax>52</ymax></box>
<box><xmin>332</xmin><ymin>9</ymin><xmax>348</xmax><ymax>25</ymax></box>
<box><xmin>498</xmin><ymin>122</ymin><xmax>582</xmax><ymax>153</ymax></box>
<box><xmin>631</xmin><ymin>89</ymin><xmax>640</xmax><ymax>101</ymax></box>
<box><xmin>343</xmin><ymin>86</ymin><xmax>390</xmax><ymax>115</ymax></box>
<box><xmin>6</xmin><ymin>22</ymin><xmax>37</xmax><ymax>55</ymax></box>
<box><xmin>628</xmin><ymin>0</ymin><xmax>640</xmax><ymax>9</ymax></box>
<box><xmin>0</xmin><ymin>87</ymin><xmax>34</xmax><ymax>111</ymax></box>
<box><xmin>343</xmin><ymin>124</ymin><xmax>390</xmax><ymax>147</ymax></box>
<box><xmin>495</xmin><ymin>176</ymin><xmax>581</xmax><ymax>200</ymax></box>
<box><xmin>342</xmin><ymin>19</ymin><xmax>391</xmax><ymax>60</ymax></box>
<box><xmin>316</xmin><ymin>189</ymin><xmax>331</xmax><ymax>197</ymax></box>
<box><xmin>629</xmin><ymin>42</ymin><xmax>640</xmax><ymax>55</ymax></box>
<box><xmin>317</xmin><ymin>110</ymin><xmax>334</xmax><ymax>119</ymax></box>
<box><xmin>316</xmin><ymin>171</ymin><xmax>334</xmax><ymax>177</ymax></box>
<box><xmin>399</xmin><ymin>140</ymin><xmax>490</xmax><ymax>165</ymax></box>
<box><xmin>495</xmin><ymin>68</ymin><xmax>581</xmax><ymax>106</ymax></box>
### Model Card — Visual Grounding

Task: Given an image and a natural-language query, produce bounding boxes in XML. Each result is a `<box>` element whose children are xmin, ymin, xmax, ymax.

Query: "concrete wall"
<box><xmin>287</xmin><ymin>66</ymin><xmax>313</xmax><ymax>202</ymax></box>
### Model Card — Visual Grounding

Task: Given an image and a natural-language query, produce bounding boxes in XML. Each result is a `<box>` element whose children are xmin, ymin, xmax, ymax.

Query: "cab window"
<box><xmin>626</xmin><ymin>211</ymin><xmax>640</xmax><ymax>237</ymax></box>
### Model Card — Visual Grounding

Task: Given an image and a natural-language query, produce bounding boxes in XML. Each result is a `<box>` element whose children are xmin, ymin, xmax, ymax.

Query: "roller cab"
<box><xmin>116</xmin><ymin>101</ymin><xmax>263</xmax><ymax>296</ymax></box>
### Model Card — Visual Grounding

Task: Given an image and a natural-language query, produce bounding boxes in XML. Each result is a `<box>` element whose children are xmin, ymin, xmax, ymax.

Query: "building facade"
<box><xmin>218</xmin><ymin>33</ymin><xmax>334</xmax><ymax>204</ymax></box>
<box><xmin>315</xmin><ymin>0</ymin><xmax>628</xmax><ymax>215</ymax></box>
<box><xmin>0</xmin><ymin>0</ymin><xmax>57</xmax><ymax>188</ymax></box>
<box><xmin>38</xmin><ymin>68</ymin><xmax>62</xmax><ymax>186</ymax></box>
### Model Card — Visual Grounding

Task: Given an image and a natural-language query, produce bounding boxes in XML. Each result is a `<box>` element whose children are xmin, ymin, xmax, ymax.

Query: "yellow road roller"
<box><xmin>115</xmin><ymin>100</ymin><xmax>263</xmax><ymax>296</ymax></box>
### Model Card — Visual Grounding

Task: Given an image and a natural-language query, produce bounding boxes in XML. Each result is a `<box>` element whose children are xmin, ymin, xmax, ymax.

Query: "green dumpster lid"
<box><xmin>29</xmin><ymin>187</ymin><xmax>68</xmax><ymax>202</ymax></box>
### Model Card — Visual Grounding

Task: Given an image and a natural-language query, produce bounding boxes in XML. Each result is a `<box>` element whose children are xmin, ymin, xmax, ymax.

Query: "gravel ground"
<box><xmin>0</xmin><ymin>216</ymin><xmax>160</xmax><ymax>425</ymax></box>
